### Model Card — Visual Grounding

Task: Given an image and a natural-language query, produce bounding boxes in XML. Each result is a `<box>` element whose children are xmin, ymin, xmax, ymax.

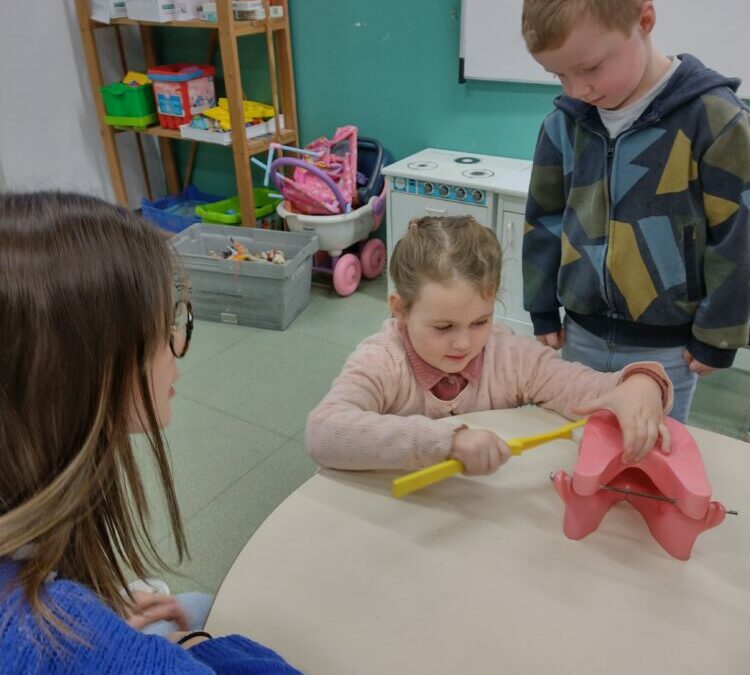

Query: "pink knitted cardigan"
<box><xmin>305</xmin><ymin>319</ymin><xmax>672</xmax><ymax>470</ymax></box>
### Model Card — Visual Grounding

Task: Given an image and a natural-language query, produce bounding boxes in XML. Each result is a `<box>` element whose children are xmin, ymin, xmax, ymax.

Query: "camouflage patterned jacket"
<box><xmin>523</xmin><ymin>54</ymin><xmax>750</xmax><ymax>368</ymax></box>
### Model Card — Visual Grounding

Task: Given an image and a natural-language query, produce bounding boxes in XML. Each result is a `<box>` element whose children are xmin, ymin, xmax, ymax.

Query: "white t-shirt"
<box><xmin>598</xmin><ymin>56</ymin><xmax>681</xmax><ymax>138</ymax></box>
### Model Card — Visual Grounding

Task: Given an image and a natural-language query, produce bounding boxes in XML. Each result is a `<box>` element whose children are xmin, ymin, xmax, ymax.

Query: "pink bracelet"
<box><xmin>624</xmin><ymin>368</ymin><xmax>670</xmax><ymax>409</ymax></box>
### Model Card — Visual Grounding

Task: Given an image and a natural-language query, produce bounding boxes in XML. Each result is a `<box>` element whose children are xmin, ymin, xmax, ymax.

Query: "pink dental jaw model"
<box><xmin>551</xmin><ymin>411</ymin><xmax>729</xmax><ymax>560</ymax></box>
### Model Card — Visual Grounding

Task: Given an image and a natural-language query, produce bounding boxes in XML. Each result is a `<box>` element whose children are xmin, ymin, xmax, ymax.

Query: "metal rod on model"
<box><xmin>547</xmin><ymin>473</ymin><xmax>738</xmax><ymax>514</ymax></box>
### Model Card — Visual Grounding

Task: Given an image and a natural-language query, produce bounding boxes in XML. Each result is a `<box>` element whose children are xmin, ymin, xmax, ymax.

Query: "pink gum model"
<box><xmin>552</xmin><ymin>411</ymin><xmax>728</xmax><ymax>560</ymax></box>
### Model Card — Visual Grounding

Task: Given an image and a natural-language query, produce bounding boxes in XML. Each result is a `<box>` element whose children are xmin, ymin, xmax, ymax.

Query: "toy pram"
<box><xmin>259</xmin><ymin>128</ymin><xmax>392</xmax><ymax>296</ymax></box>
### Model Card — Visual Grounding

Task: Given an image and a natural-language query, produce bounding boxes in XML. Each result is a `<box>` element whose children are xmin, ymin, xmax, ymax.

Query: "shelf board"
<box><xmin>122</xmin><ymin>125</ymin><xmax>296</xmax><ymax>154</ymax></box>
<box><xmin>137</xmin><ymin>125</ymin><xmax>182</xmax><ymax>139</ymax></box>
<box><xmin>246</xmin><ymin>128</ymin><xmax>296</xmax><ymax>155</ymax></box>
<box><xmin>92</xmin><ymin>17</ymin><xmax>287</xmax><ymax>37</ymax></box>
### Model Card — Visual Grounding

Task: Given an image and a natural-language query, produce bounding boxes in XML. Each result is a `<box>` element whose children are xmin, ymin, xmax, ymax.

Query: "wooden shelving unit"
<box><xmin>74</xmin><ymin>0</ymin><xmax>299</xmax><ymax>226</ymax></box>
<box><xmin>103</xmin><ymin>16</ymin><xmax>287</xmax><ymax>36</ymax></box>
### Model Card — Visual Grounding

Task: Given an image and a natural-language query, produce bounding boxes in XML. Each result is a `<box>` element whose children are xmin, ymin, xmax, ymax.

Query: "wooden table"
<box><xmin>206</xmin><ymin>407</ymin><xmax>750</xmax><ymax>674</ymax></box>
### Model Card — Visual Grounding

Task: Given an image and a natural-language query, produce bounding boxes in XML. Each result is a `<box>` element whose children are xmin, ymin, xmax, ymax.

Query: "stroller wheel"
<box><xmin>332</xmin><ymin>253</ymin><xmax>362</xmax><ymax>296</ymax></box>
<box><xmin>360</xmin><ymin>238</ymin><xmax>386</xmax><ymax>279</ymax></box>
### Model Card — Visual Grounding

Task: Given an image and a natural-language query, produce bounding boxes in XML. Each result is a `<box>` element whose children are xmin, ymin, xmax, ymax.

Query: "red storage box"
<box><xmin>147</xmin><ymin>64</ymin><xmax>216</xmax><ymax>129</ymax></box>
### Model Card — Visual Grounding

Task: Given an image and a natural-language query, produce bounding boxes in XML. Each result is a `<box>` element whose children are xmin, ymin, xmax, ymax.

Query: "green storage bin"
<box><xmin>100</xmin><ymin>82</ymin><xmax>156</xmax><ymax>119</ymax></box>
<box><xmin>195</xmin><ymin>189</ymin><xmax>282</xmax><ymax>225</ymax></box>
<box><xmin>103</xmin><ymin>113</ymin><xmax>158</xmax><ymax>130</ymax></box>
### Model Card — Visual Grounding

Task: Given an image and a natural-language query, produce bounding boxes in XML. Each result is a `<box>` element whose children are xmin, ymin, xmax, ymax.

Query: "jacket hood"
<box><xmin>553</xmin><ymin>54</ymin><xmax>741</xmax><ymax>126</ymax></box>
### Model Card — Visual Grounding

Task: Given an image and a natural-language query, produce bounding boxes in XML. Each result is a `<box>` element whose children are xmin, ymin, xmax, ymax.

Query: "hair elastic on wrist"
<box><xmin>177</xmin><ymin>630</ymin><xmax>213</xmax><ymax>645</ymax></box>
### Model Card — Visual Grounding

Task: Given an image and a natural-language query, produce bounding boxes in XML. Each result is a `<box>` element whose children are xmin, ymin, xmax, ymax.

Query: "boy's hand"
<box><xmin>683</xmin><ymin>350</ymin><xmax>717</xmax><ymax>376</ymax></box>
<box><xmin>572</xmin><ymin>374</ymin><xmax>671</xmax><ymax>463</ymax></box>
<box><xmin>536</xmin><ymin>329</ymin><xmax>565</xmax><ymax>349</ymax></box>
<box><xmin>450</xmin><ymin>428</ymin><xmax>512</xmax><ymax>476</ymax></box>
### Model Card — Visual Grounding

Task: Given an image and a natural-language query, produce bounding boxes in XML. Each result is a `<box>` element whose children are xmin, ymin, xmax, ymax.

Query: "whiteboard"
<box><xmin>460</xmin><ymin>0</ymin><xmax>750</xmax><ymax>99</ymax></box>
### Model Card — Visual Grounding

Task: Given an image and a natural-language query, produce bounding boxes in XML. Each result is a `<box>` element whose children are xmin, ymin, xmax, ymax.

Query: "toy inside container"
<box><xmin>256</xmin><ymin>128</ymin><xmax>393</xmax><ymax>296</ymax></box>
<box><xmin>147</xmin><ymin>64</ymin><xmax>216</xmax><ymax>129</ymax></box>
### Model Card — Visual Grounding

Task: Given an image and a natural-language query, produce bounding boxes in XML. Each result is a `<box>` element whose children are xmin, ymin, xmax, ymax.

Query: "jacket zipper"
<box><xmin>602</xmin><ymin>135</ymin><xmax>616</xmax><ymax>313</ymax></box>
<box><xmin>593</xmin><ymin>112</ymin><xmax>662</xmax><ymax>317</ymax></box>
<box><xmin>683</xmin><ymin>224</ymin><xmax>700</xmax><ymax>300</ymax></box>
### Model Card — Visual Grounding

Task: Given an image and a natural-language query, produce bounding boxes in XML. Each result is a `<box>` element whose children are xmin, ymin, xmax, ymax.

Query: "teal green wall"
<box><xmin>155</xmin><ymin>27</ymin><xmax>276</xmax><ymax>194</ymax></box>
<box><xmin>291</xmin><ymin>0</ymin><xmax>557</xmax><ymax>162</ymax></box>
<box><xmin>160</xmin><ymin>0</ymin><xmax>560</xmax><ymax>197</ymax></box>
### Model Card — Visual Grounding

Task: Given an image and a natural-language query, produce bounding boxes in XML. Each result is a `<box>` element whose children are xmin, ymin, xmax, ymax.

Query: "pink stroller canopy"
<box><xmin>277</xmin><ymin>125</ymin><xmax>358</xmax><ymax>215</ymax></box>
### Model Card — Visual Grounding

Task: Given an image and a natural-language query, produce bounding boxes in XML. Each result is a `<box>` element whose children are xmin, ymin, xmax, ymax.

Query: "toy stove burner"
<box><xmin>454</xmin><ymin>156</ymin><xmax>481</xmax><ymax>164</ymax></box>
<box><xmin>407</xmin><ymin>161</ymin><xmax>439</xmax><ymax>171</ymax></box>
<box><xmin>462</xmin><ymin>168</ymin><xmax>495</xmax><ymax>178</ymax></box>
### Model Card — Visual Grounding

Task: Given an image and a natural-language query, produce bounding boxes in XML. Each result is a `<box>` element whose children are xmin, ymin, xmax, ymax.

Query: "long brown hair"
<box><xmin>0</xmin><ymin>192</ymin><xmax>187</xmax><ymax>632</ymax></box>
<box><xmin>389</xmin><ymin>215</ymin><xmax>502</xmax><ymax>311</ymax></box>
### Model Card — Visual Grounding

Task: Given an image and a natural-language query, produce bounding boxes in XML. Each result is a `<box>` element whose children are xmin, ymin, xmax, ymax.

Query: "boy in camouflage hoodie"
<box><xmin>521</xmin><ymin>0</ymin><xmax>750</xmax><ymax>421</ymax></box>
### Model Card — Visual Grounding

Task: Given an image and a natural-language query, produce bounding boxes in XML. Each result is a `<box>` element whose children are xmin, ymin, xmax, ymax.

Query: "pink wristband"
<box><xmin>623</xmin><ymin>367</ymin><xmax>670</xmax><ymax>409</ymax></box>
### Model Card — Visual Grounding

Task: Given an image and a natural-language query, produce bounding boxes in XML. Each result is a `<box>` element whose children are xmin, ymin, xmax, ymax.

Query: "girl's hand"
<box><xmin>125</xmin><ymin>590</ymin><xmax>190</xmax><ymax>632</ymax></box>
<box><xmin>683</xmin><ymin>350</ymin><xmax>717</xmax><ymax>375</ymax></box>
<box><xmin>572</xmin><ymin>374</ymin><xmax>671</xmax><ymax>463</ymax></box>
<box><xmin>535</xmin><ymin>329</ymin><xmax>565</xmax><ymax>349</ymax></box>
<box><xmin>450</xmin><ymin>428</ymin><xmax>512</xmax><ymax>475</ymax></box>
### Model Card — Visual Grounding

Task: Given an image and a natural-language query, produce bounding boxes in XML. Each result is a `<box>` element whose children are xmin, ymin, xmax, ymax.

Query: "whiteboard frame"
<box><xmin>459</xmin><ymin>0</ymin><xmax>750</xmax><ymax>99</ymax></box>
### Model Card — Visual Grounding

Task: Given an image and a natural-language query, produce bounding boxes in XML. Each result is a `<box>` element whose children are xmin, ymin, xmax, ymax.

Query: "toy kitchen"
<box><xmin>383</xmin><ymin>148</ymin><xmax>534</xmax><ymax>335</ymax></box>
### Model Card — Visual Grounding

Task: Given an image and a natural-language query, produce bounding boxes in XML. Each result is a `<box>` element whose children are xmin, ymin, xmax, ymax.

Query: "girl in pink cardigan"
<box><xmin>306</xmin><ymin>216</ymin><xmax>673</xmax><ymax>475</ymax></box>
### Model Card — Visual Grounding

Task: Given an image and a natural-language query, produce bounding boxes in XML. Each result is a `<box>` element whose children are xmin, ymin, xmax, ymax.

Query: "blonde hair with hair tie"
<box><xmin>389</xmin><ymin>215</ymin><xmax>502</xmax><ymax>311</ymax></box>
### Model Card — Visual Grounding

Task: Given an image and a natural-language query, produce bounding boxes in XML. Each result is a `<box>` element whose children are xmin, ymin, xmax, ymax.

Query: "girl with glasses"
<box><xmin>0</xmin><ymin>193</ymin><xmax>303</xmax><ymax>674</ymax></box>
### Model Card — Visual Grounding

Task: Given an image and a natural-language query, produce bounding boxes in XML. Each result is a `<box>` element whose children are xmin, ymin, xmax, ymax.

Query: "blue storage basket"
<box><xmin>141</xmin><ymin>185</ymin><xmax>221</xmax><ymax>234</ymax></box>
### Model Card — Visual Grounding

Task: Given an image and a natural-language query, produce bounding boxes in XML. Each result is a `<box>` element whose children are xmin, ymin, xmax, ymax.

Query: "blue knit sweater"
<box><xmin>0</xmin><ymin>560</ymin><xmax>304</xmax><ymax>675</ymax></box>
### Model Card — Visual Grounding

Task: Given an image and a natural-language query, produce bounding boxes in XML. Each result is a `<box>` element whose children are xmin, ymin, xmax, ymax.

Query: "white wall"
<box><xmin>0</xmin><ymin>0</ymin><xmax>165</xmax><ymax>207</ymax></box>
<box><xmin>460</xmin><ymin>0</ymin><xmax>750</xmax><ymax>99</ymax></box>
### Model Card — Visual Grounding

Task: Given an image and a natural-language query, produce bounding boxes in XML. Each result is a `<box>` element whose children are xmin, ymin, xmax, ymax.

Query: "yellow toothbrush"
<box><xmin>391</xmin><ymin>418</ymin><xmax>586</xmax><ymax>498</ymax></box>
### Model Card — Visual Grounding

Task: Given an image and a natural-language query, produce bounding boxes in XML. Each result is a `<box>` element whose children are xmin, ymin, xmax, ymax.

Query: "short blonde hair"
<box><xmin>522</xmin><ymin>0</ymin><xmax>645</xmax><ymax>53</ymax></box>
<box><xmin>389</xmin><ymin>215</ymin><xmax>501</xmax><ymax>310</ymax></box>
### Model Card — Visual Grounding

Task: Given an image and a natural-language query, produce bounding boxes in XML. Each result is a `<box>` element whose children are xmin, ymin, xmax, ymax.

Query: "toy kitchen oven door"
<box><xmin>382</xmin><ymin>148</ymin><xmax>534</xmax><ymax>335</ymax></box>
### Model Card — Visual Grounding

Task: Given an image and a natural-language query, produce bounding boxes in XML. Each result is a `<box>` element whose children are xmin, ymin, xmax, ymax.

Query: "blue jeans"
<box><xmin>561</xmin><ymin>316</ymin><xmax>698</xmax><ymax>423</ymax></box>
<box><xmin>140</xmin><ymin>592</ymin><xmax>214</xmax><ymax>637</ymax></box>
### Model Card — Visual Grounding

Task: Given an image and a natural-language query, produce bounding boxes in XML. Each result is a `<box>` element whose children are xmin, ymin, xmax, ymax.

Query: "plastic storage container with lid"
<box><xmin>171</xmin><ymin>223</ymin><xmax>319</xmax><ymax>330</ymax></box>
<box><xmin>147</xmin><ymin>64</ymin><xmax>216</xmax><ymax>129</ymax></box>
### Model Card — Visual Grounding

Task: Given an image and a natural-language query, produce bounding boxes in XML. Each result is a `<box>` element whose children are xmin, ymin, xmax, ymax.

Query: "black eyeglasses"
<box><xmin>170</xmin><ymin>300</ymin><xmax>193</xmax><ymax>358</ymax></box>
